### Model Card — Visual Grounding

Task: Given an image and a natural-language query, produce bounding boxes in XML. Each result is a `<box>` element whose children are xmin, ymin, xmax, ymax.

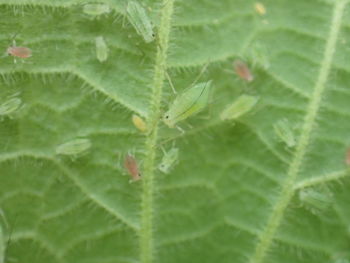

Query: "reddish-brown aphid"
<box><xmin>233</xmin><ymin>59</ymin><xmax>254</xmax><ymax>82</ymax></box>
<box><xmin>346</xmin><ymin>148</ymin><xmax>350</xmax><ymax>165</ymax></box>
<box><xmin>124</xmin><ymin>154</ymin><xmax>141</xmax><ymax>181</ymax></box>
<box><xmin>7</xmin><ymin>46</ymin><xmax>32</xmax><ymax>58</ymax></box>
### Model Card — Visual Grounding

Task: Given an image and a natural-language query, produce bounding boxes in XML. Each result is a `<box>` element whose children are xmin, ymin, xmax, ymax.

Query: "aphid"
<box><xmin>132</xmin><ymin>114</ymin><xmax>147</xmax><ymax>132</ymax></box>
<box><xmin>254</xmin><ymin>2</ymin><xmax>266</xmax><ymax>15</ymax></box>
<box><xmin>0</xmin><ymin>98</ymin><xmax>22</xmax><ymax>118</ymax></box>
<box><xmin>124</xmin><ymin>154</ymin><xmax>141</xmax><ymax>182</ymax></box>
<box><xmin>126</xmin><ymin>0</ymin><xmax>155</xmax><ymax>43</ymax></box>
<box><xmin>299</xmin><ymin>188</ymin><xmax>332</xmax><ymax>214</ymax></box>
<box><xmin>83</xmin><ymin>2</ymin><xmax>110</xmax><ymax>16</ymax></box>
<box><xmin>233</xmin><ymin>59</ymin><xmax>254</xmax><ymax>82</ymax></box>
<box><xmin>95</xmin><ymin>36</ymin><xmax>108</xmax><ymax>63</ymax></box>
<box><xmin>158</xmin><ymin>147</ymin><xmax>179</xmax><ymax>174</ymax></box>
<box><xmin>273</xmin><ymin>118</ymin><xmax>296</xmax><ymax>148</ymax></box>
<box><xmin>163</xmin><ymin>81</ymin><xmax>212</xmax><ymax>128</ymax></box>
<box><xmin>346</xmin><ymin>148</ymin><xmax>350</xmax><ymax>165</ymax></box>
<box><xmin>6</xmin><ymin>45</ymin><xmax>32</xmax><ymax>59</ymax></box>
<box><xmin>56</xmin><ymin>138</ymin><xmax>91</xmax><ymax>156</ymax></box>
<box><xmin>220</xmin><ymin>95</ymin><xmax>258</xmax><ymax>121</ymax></box>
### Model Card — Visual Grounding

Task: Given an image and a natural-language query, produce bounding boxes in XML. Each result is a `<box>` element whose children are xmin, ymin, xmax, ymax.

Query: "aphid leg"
<box><xmin>175</xmin><ymin>125</ymin><xmax>185</xmax><ymax>134</ymax></box>
<box><xmin>165</xmin><ymin>71</ymin><xmax>177</xmax><ymax>94</ymax></box>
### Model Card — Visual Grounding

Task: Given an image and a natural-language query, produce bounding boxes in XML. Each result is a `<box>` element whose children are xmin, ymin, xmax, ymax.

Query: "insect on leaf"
<box><xmin>124</xmin><ymin>154</ymin><xmax>141</xmax><ymax>182</ymax></box>
<box><xmin>126</xmin><ymin>0</ymin><xmax>155</xmax><ymax>43</ymax></box>
<box><xmin>273</xmin><ymin>118</ymin><xmax>296</xmax><ymax>147</ymax></box>
<box><xmin>220</xmin><ymin>95</ymin><xmax>258</xmax><ymax>121</ymax></box>
<box><xmin>158</xmin><ymin>147</ymin><xmax>179</xmax><ymax>174</ymax></box>
<box><xmin>56</xmin><ymin>138</ymin><xmax>91</xmax><ymax>156</ymax></box>
<box><xmin>163</xmin><ymin>81</ymin><xmax>212</xmax><ymax>128</ymax></box>
<box><xmin>83</xmin><ymin>3</ymin><xmax>110</xmax><ymax>16</ymax></box>
<box><xmin>132</xmin><ymin>114</ymin><xmax>147</xmax><ymax>132</ymax></box>
<box><xmin>95</xmin><ymin>36</ymin><xmax>108</xmax><ymax>62</ymax></box>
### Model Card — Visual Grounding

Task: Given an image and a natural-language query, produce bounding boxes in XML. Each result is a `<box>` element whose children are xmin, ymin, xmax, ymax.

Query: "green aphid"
<box><xmin>126</xmin><ymin>0</ymin><xmax>155</xmax><ymax>43</ymax></box>
<box><xmin>95</xmin><ymin>36</ymin><xmax>108</xmax><ymax>62</ymax></box>
<box><xmin>299</xmin><ymin>188</ymin><xmax>332</xmax><ymax>214</ymax></box>
<box><xmin>56</xmin><ymin>138</ymin><xmax>91</xmax><ymax>156</ymax></box>
<box><xmin>163</xmin><ymin>81</ymin><xmax>212</xmax><ymax>128</ymax></box>
<box><xmin>273</xmin><ymin>118</ymin><xmax>295</xmax><ymax>147</ymax></box>
<box><xmin>158</xmin><ymin>147</ymin><xmax>179</xmax><ymax>174</ymax></box>
<box><xmin>83</xmin><ymin>2</ymin><xmax>111</xmax><ymax>16</ymax></box>
<box><xmin>0</xmin><ymin>98</ymin><xmax>22</xmax><ymax>117</ymax></box>
<box><xmin>220</xmin><ymin>94</ymin><xmax>258</xmax><ymax>121</ymax></box>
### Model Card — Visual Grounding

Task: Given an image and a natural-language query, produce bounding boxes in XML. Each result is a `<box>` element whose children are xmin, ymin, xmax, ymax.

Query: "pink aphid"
<box><xmin>7</xmin><ymin>46</ymin><xmax>32</xmax><ymax>58</ymax></box>
<box><xmin>346</xmin><ymin>148</ymin><xmax>350</xmax><ymax>166</ymax></box>
<box><xmin>124</xmin><ymin>154</ymin><xmax>141</xmax><ymax>181</ymax></box>
<box><xmin>233</xmin><ymin>59</ymin><xmax>254</xmax><ymax>82</ymax></box>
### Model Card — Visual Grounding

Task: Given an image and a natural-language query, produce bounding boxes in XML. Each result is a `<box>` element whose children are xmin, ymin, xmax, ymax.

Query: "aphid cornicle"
<box><xmin>124</xmin><ymin>154</ymin><xmax>141</xmax><ymax>182</ymax></box>
<box><xmin>233</xmin><ymin>59</ymin><xmax>254</xmax><ymax>82</ymax></box>
<box><xmin>273</xmin><ymin>118</ymin><xmax>296</xmax><ymax>148</ymax></box>
<box><xmin>56</xmin><ymin>138</ymin><xmax>91</xmax><ymax>156</ymax></box>
<box><xmin>158</xmin><ymin>147</ymin><xmax>179</xmax><ymax>174</ymax></box>
<box><xmin>126</xmin><ymin>0</ymin><xmax>155</xmax><ymax>43</ymax></box>
<box><xmin>220</xmin><ymin>95</ymin><xmax>258</xmax><ymax>121</ymax></box>
<box><xmin>95</xmin><ymin>36</ymin><xmax>108</xmax><ymax>62</ymax></box>
<box><xmin>83</xmin><ymin>3</ymin><xmax>110</xmax><ymax>16</ymax></box>
<box><xmin>163</xmin><ymin>81</ymin><xmax>212</xmax><ymax>128</ymax></box>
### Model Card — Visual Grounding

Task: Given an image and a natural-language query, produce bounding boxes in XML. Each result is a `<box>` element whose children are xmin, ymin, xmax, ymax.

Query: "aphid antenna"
<box><xmin>165</xmin><ymin>70</ymin><xmax>177</xmax><ymax>94</ymax></box>
<box><xmin>189</xmin><ymin>62</ymin><xmax>210</xmax><ymax>88</ymax></box>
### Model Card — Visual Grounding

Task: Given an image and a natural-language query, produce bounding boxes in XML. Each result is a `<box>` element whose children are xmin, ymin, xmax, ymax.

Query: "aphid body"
<box><xmin>299</xmin><ymin>188</ymin><xmax>332</xmax><ymax>214</ymax></box>
<box><xmin>254</xmin><ymin>2</ymin><xmax>266</xmax><ymax>15</ymax></box>
<box><xmin>273</xmin><ymin>118</ymin><xmax>295</xmax><ymax>147</ymax></box>
<box><xmin>346</xmin><ymin>148</ymin><xmax>350</xmax><ymax>165</ymax></box>
<box><xmin>83</xmin><ymin>3</ymin><xmax>110</xmax><ymax>16</ymax></box>
<box><xmin>233</xmin><ymin>59</ymin><xmax>254</xmax><ymax>82</ymax></box>
<box><xmin>0</xmin><ymin>98</ymin><xmax>22</xmax><ymax>117</ymax></box>
<box><xmin>158</xmin><ymin>147</ymin><xmax>179</xmax><ymax>174</ymax></box>
<box><xmin>124</xmin><ymin>154</ymin><xmax>141</xmax><ymax>181</ymax></box>
<box><xmin>95</xmin><ymin>36</ymin><xmax>108</xmax><ymax>62</ymax></box>
<box><xmin>220</xmin><ymin>95</ymin><xmax>258</xmax><ymax>121</ymax></box>
<box><xmin>56</xmin><ymin>138</ymin><xmax>91</xmax><ymax>156</ymax></box>
<box><xmin>126</xmin><ymin>0</ymin><xmax>155</xmax><ymax>43</ymax></box>
<box><xmin>132</xmin><ymin>114</ymin><xmax>147</xmax><ymax>132</ymax></box>
<box><xmin>7</xmin><ymin>46</ymin><xmax>31</xmax><ymax>59</ymax></box>
<box><xmin>163</xmin><ymin>81</ymin><xmax>212</xmax><ymax>128</ymax></box>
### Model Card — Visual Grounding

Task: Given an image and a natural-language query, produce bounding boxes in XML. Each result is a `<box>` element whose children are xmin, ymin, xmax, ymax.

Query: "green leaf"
<box><xmin>1</xmin><ymin>0</ymin><xmax>350</xmax><ymax>263</ymax></box>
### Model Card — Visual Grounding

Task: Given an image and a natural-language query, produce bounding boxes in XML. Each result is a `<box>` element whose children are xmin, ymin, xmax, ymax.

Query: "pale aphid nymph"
<box><xmin>299</xmin><ymin>188</ymin><xmax>332</xmax><ymax>215</ymax></box>
<box><xmin>56</xmin><ymin>138</ymin><xmax>91</xmax><ymax>156</ymax></box>
<box><xmin>273</xmin><ymin>118</ymin><xmax>296</xmax><ymax>147</ymax></box>
<box><xmin>83</xmin><ymin>3</ymin><xmax>110</xmax><ymax>16</ymax></box>
<box><xmin>95</xmin><ymin>36</ymin><xmax>108</xmax><ymax>62</ymax></box>
<box><xmin>158</xmin><ymin>147</ymin><xmax>179</xmax><ymax>174</ymax></box>
<box><xmin>126</xmin><ymin>0</ymin><xmax>155</xmax><ymax>43</ymax></box>
<box><xmin>163</xmin><ymin>81</ymin><xmax>212</xmax><ymax>128</ymax></box>
<box><xmin>132</xmin><ymin>114</ymin><xmax>147</xmax><ymax>132</ymax></box>
<box><xmin>220</xmin><ymin>95</ymin><xmax>258</xmax><ymax>121</ymax></box>
<box><xmin>0</xmin><ymin>97</ymin><xmax>22</xmax><ymax>117</ymax></box>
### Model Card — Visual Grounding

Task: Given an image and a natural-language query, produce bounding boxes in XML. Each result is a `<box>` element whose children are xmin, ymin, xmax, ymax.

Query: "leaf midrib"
<box><xmin>139</xmin><ymin>1</ymin><xmax>175</xmax><ymax>263</ymax></box>
<box><xmin>249</xmin><ymin>1</ymin><xmax>348</xmax><ymax>263</ymax></box>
